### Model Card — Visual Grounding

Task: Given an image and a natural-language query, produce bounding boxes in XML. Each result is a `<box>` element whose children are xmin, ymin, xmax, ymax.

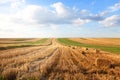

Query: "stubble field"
<box><xmin>0</xmin><ymin>38</ymin><xmax>120</xmax><ymax>80</ymax></box>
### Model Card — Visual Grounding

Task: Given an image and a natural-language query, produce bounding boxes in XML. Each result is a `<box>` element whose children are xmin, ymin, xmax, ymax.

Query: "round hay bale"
<box><xmin>94</xmin><ymin>49</ymin><xmax>100</xmax><ymax>53</ymax></box>
<box><xmin>95</xmin><ymin>58</ymin><xmax>111</xmax><ymax>69</ymax></box>
<box><xmin>82</xmin><ymin>47</ymin><xmax>88</xmax><ymax>51</ymax></box>
<box><xmin>68</xmin><ymin>46</ymin><xmax>71</xmax><ymax>47</ymax></box>
<box><xmin>89</xmin><ymin>49</ymin><xmax>100</xmax><ymax>54</ymax></box>
<box><xmin>81</xmin><ymin>51</ymin><xmax>86</xmax><ymax>55</ymax></box>
<box><xmin>72</xmin><ymin>46</ymin><xmax>77</xmax><ymax>49</ymax></box>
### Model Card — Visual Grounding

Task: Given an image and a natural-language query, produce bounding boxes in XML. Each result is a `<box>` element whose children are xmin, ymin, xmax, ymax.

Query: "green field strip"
<box><xmin>57</xmin><ymin>38</ymin><xmax>120</xmax><ymax>54</ymax></box>
<box><xmin>0</xmin><ymin>38</ymin><xmax>48</xmax><ymax>50</ymax></box>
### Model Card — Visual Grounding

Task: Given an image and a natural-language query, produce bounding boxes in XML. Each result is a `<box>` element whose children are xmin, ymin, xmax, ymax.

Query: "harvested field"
<box><xmin>58</xmin><ymin>38</ymin><xmax>120</xmax><ymax>54</ymax></box>
<box><xmin>70</xmin><ymin>38</ymin><xmax>120</xmax><ymax>46</ymax></box>
<box><xmin>0</xmin><ymin>38</ymin><xmax>120</xmax><ymax>80</ymax></box>
<box><xmin>0</xmin><ymin>38</ymin><xmax>50</xmax><ymax>50</ymax></box>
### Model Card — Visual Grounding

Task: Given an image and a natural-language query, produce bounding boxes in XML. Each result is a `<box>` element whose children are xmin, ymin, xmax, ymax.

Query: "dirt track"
<box><xmin>0</xmin><ymin>39</ymin><xmax>120</xmax><ymax>80</ymax></box>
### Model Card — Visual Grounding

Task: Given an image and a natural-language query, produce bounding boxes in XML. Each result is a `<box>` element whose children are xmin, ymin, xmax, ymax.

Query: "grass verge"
<box><xmin>57</xmin><ymin>38</ymin><xmax>120</xmax><ymax>54</ymax></box>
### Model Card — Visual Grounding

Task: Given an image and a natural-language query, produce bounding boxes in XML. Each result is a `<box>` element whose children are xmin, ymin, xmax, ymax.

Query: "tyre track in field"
<box><xmin>1</xmin><ymin>38</ymin><xmax>120</xmax><ymax>80</ymax></box>
<box><xmin>15</xmin><ymin>39</ymin><xmax>54</xmax><ymax>78</ymax></box>
<box><xmin>39</xmin><ymin>47</ymin><xmax>61</xmax><ymax>79</ymax></box>
<box><xmin>0</xmin><ymin>46</ymin><xmax>41</xmax><ymax>56</ymax></box>
<box><xmin>0</xmin><ymin>38</ymin><xmax>52</xmax><ymax>55</ymax></box>
<box><xmin>3</xmin><ymin>46</ymin><xmax>50</xmax><ymax>68</ymax></box>
<box><xmin>29</xmin><ymin>48</ymin><xmax>58</xmax><ymax>72</ymax></box>
<box><xmin>18</xmin><ymin>47</ymin><xmax>59</xmax><ymax>79</ymax></box>
<box><xmin>1</xmin><ymin>39</ymin><xmax>53</xmax><ymax>70</ymax></box>
<box><xmin>38</xmin><ymin>47</ymin><xmax>84</xmax><ymax>79</ymax></box>
<box><xmin>0</xmin><ymin>47</ymin><xmax>43</xmax><ymax>59</ymax></box>
<box><xmin>0</xmin><ymin>38</ymin><xmax>53</xmax><ymax>59</ymax></box>
<box><xmin>0</xmin><ymin>47</ymin><xmax>43</xmax><ymax>68</ymax></box>
<box><xmin>38</xmin><ymin>47</ymin><xmax>88</xmax><ymax>80</ymax></box>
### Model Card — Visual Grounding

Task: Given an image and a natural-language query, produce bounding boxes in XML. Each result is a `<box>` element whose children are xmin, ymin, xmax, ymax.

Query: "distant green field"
<box><xmin>58</xmin><ymin>38</ymin><xmax>120</xmax><ymax>54</ymax></box>
<box><xmin>0</xmin><ymin>38</ymin><xmax>48</xmax><ymax>50</ymax></box>
<box><xmin>25</xmin><ymin>38</ymin><xmax>48</xmax><ymax>45</ymax></box>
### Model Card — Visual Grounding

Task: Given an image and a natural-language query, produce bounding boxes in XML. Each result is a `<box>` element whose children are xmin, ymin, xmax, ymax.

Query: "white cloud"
<box><xmin>80</xmin><ymin>9</ymin><xmax>90</xmax><ymax>15</ymax></box>
<box><xmin>109</xmin><ymin>2</ymin><xmax>120</xmax><ymax>12</ymax></box>
<box><xmin>99</xmin><ymin>15</ymin><xmax>120</xmax><ymax>27</ymax></box>
<box><xmin>12</xmin><ymin>2</ymin><xmax>89</xmax><ymax>25</ymax></box>
<box><xmin>0</xmin><ymin>0</ymin><xmax>25</xmax><ymax>4</ymax></box>
<box><xmin>78</xmin><ymin>2</ymin><xmax>120</xmax><ymax>23</ymax></box>
<box><xmin>0</xmin><ymin>1</ymin><xmax>120</xmax><ymax>37</ymax></box>
<box><xmin>0</xmin><ymin>2</ymin><xmax>91</xmax><ymax>37</ymax></box>
<box><xmin>14</xmin><ymin>5</ymin><xmax>43</xmax><ymax>24</ymax></box>
<box><xmin>0</xmin><ymin>0</ymin><xmax>26</xmax><ymax>8</ymax></box>
<box><xmin>0</xmin><ymin>1</ymin><xmax>120</xmax><ymax>29</ymax></box>
<box><xmin>98</xmin><ymin>2</ymin><xmax>120</xmax><ymax>16</ymax></box>
<box><xmin>96</xmin><ymin>2</ymin><xmax>120</xmax><ymax>27</ymax></box>
<box><xmin>72</xmin><ymin>18</ymin><xmax>90</xmax><ymax>26</ymax></box>
<box><xmin>51</xmin><ymin>2</ymin><xmax>71</xmax><ymax>18</ymax></box>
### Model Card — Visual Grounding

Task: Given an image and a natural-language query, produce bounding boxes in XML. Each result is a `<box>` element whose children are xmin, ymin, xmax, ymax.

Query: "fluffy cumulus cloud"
<box><xmin>99</xmin><ymin>15</ymin><xmax>120</xmax><ymax>27</ymax></box>
<box><xmin>79</xmin><ymin>2</ymin><xmax>120</xmax><ymax>22</ymax></box>
<box><xmin>79</xmin><ymin>9</ymin><xmax>105</xmax><ymax>21</ymax></box>
<box><xmin>8</xmin><ymin>2</ymin><xmax>90</xmax><ymax>26</ymax></box>
<box><xmin>0</xmin><ymin>1</ymin><xmax>91</xmax><ymax>37</ymax></box>
<box><xmin>51</xmin><ymin>2</ymin><xmax>71</xmax><ymax>18</ymax></box>
<box><xmin>1</xmin><ymin>1</ymin><xmax>120</xmax><ymax>28</ymax></box>
<box><xmin>109</xmin><ymin>2</ymin><xmax>120</xmax><ymax>12</ymax></box>
<box><xmin>0</xmin><ymin>1</ymin><xmax>120</xmax><ymax>37</ymax></box>
<box><xmin>96</xmin><ymin>2</ymin><xmax>120</xmax><ymax>27</ymax></box>
<box><xmin>72</xmin><ymin>18</ymin><xmax>90</xmax><ymax>26</ymax></box>
<box><xmin>100</xmin><ymin>2</ymin><xmax>120</xmax><ymax>17</ymax></box>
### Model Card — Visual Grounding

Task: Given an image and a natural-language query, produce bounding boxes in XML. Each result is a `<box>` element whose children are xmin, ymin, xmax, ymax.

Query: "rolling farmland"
<box><xmin>0</xmin><ymin>38</ymin><xmax>120</xmax><ymax>80</ymax></box>
<box><xmin>58</xmin><ymin>38</ymin><xmax>120</xmax><ymax>54</ymax></box>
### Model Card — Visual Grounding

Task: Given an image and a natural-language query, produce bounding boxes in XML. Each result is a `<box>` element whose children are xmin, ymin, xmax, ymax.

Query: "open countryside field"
<box><xmin>58</xmin><ymin>38</ymin><xmax>120</xmax><ymax>54</ymax></box>
<box><xmin>0</xmin><ymin>38</ymin><xmax>51</xmax><ymax>50</ymax></box>
<box><xmin>0</xmin><ymin>38</ymin><xmax>120</xmax><ymax>80</ymax></box>
<box><xmin>69</xmin><ymin>38</ymin><xmax>120</xmax><ymax>46</ymax></box>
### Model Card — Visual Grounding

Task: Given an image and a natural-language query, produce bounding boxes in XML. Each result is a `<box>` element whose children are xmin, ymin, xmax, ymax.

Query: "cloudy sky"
<box><xmin>0</xmin><ymin>0</ymin><xmax>120</xmax><ymax>38</ymax></box>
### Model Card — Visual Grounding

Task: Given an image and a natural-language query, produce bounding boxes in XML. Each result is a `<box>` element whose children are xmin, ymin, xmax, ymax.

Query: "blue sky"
<box><xmin>0</xmin><ymin>0</ymin><xmax>120</xmax><ymax>38</ymax></box>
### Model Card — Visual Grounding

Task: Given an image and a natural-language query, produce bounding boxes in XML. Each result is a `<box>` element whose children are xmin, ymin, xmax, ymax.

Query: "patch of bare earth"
<box><xmin>0</xmin><ymin>39</ymin><xmax>120</xmax><ymax>80</ymax></box>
